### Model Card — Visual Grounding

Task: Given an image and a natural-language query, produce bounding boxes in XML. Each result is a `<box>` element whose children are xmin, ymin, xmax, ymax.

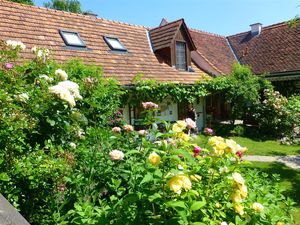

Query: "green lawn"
<box><xmin>231</xmin><ymin>136</ymin><xmax>300</xmax><ymax>156</ymax></box>
<box><xmin>243</xmin><ymin>162</ymin><xmax>300</xmax><ymax>224</ymax></box>
<box><xmin>193</xmin><ymin>135</ymin><xmax>300</xmax><ymax>156</ymax></box>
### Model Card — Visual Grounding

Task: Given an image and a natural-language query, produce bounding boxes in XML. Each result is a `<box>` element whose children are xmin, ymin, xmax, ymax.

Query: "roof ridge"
<box><xmin>189</xmin><ymin>28</ymin><xmax>225</xmax><ymax>38</ymax></box>
<box><xmin>227</xmin><ymin>21</ymin><xmax>289</xmax><ymax>38</ymax></box>
<box><xmin>0</xmin><ymin>0</ymin><xmax>148</xmax><ymax>29</ymax></box>
<box><xmin>149</xmin><ymin>18</ymin><xmax>184</xmax><ymax>31</ymax></box>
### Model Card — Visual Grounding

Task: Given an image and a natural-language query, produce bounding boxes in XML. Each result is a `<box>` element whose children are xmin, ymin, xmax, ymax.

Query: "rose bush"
<box><xmin>0</xmin><ymin>41</ymin><xmax>295</xmax><ymax>225</ymax></box>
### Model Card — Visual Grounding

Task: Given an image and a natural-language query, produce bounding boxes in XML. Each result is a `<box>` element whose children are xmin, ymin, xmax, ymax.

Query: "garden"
<box><xmin>0</xmin><ymin>40</ymin><xmax>300</xmax><ymax>225</ymax></box>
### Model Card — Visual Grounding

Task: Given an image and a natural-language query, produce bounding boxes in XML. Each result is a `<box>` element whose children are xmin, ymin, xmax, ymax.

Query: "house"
<box><xmin>0</xmin><ymin>0</ymin><xmax>299</xmax><ymax>128</ymax></box>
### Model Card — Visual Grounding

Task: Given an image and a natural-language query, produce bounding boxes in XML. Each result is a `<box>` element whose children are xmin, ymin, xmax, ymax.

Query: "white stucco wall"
<box><xmin>155</xmin><ymin>100</ymin><xmax>178</xmax><ymax>122</ymax></box>
<box><xmin>121</xmin><ymin>97</ymin><xmax>205</xmax><ymax>130</ymax></box>
<box><xmin>193</xmin><ymin>98</ymin><xmax>205</xmax><ymax>130</ymax></box>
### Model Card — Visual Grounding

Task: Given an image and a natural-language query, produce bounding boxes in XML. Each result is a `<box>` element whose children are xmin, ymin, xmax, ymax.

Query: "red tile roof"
<box><xmin>227</xmin><ymin>22</ymin><xmax>300</xmax><ymax>75</ymax></box>
<box><xmin>0</xmin><ymin>0</ymin><xmax>207</xmax><ymax>85</ymax></box>
<box><xmin>189</xmin><ymin>29</ymin><xmax>237</xmax><ymax>75</ymax></box>
<box><xmin>149</xmin><ymin>19</ymin><xmax>196</xmax><ymax>51</ymax></box>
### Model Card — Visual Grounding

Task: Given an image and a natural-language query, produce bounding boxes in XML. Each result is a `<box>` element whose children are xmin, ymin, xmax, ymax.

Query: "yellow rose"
<box><xmin>232</xmin><ymin>172</ymin><xmax>245</xmax><ymax>185</ymax></box>
<box><xmin>234</xmin><ymin>204</ymin><xmax>244</xmax><ymax>215</ymax></box>
<box><xmin>180</xmin><ymin>175</ymin><xmax>192</xmax><ymax>191</ymax></box>
<box><xmin>172</xmin><ymin>120</ymin><xmax>187</xmax><ymax>133</ymax></box>
<box><xmin>177</xmin><ymin>132</ymin><xmax>190</xmax><ymax>142</ymax></box>
<box><xmin>276</xmin><ymin>222</ymin><xmax>284</xmax><ymax>225</ymax></box>
<box><xmin>225</xmin><ymin>139</ymin><xmax>239</xmax><ymax>153</ymax></box>
<box><xmin>176</xmin><ymin>120</ymin><xmax>187</xmax><ymax>129</ymax></box>
<box><xmin>239</xmin><ymin>184</ymin><xmax>248</xmax><ymax>199</ymax></box>
<box><xmin>252</xmin><ymin>202</ymin><xmax>264</xmax><ymax>212</ymax></box>
<box><xmin>168</xmin><ymin>175</ymin><xmax>191</xmax><ymax>194</ymax></box>
<box><xmin>208</xmin><ymin>136</ymin><xmax>224</xmax><ymax>147</ymax></box>
<box><xmin>172</xmin><ymin>123</ymin><xmax>183</xmax><ymax>132</ymax></box>
<box><xmin>168</xmin><ymin>175</ymin><xmax>183</xmax><ymax>194</ymax></box>
<box><xmin>190</xmin><ymin>174</ymin><xmax>202</xmax><ymax>182</ymax></box>
<box><xmin>215</xmin><ymin>202</ymin><xmax>221</xmax><ymax>208</ymax></box>
<box><xmin>214</xmin><ymin>141</ymin><xmax>228</xmax><ymax>156</ymax></box>
<box><xmin>231</xmin><ymin>192</ymin><xmax>242</xmax><ymax>203</ymax></box>
<box><xmin>148</xmin><ymin>152</ymin><xmax>161</xmax><ymax>166</ymax></box>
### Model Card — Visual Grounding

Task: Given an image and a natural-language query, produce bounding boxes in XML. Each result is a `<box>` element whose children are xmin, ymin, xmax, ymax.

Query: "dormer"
<box><xmin>149</xmin><ymin>19</ymin><xmax>196</xmax><ymax>71</ymax></box>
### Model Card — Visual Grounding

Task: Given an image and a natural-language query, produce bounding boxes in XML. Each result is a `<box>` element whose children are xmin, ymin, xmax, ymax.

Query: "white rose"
<box><xmin>109</xmin><ymin>150</ymin><xmax>124</xmax><ymax>161</ymax></box>
<box><xmin>69</xmin><ymin>142</ymin><xmax>76</xmax><ymax>149</ymax></box>
<box><xmin>16</xmin><ymin>93</ymin><xmax>29</xmax><ymax>103</ymax></box>
<box><xmin>55</xmin><ymin>69</ymin><xmax>68</xmax><ymax>81</ymax></box>
<box><xmin>252</xmin><ymin>202</ymin><xmax>264</xmax><ymax>212</ymax></box>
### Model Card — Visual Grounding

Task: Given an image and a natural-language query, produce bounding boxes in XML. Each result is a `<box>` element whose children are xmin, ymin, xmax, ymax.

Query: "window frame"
<box><xmin>59</xmin><ymin>29</ymin><xmax>86</xmax><ymax>48</ymax></box>
<box><xmin>103</xmin><ymin>36</ymin><xmax>127</xmax><ymax>52</ymax></box>
<box><xmin>175</xmin><ymin>41</ymin><xmax>187</xmax><ymax>71</ymax></box>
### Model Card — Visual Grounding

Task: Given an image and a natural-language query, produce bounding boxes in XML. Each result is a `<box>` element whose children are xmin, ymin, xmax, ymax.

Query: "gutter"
<box><xmin>262</xmin><ymin>70</ymin><xmax>300</xmax><ymax>81</ymax></box>
<box><xmin>225</xmin><ymin>37</ymin><xmax>240</xmax><ymax>63</ymax></box>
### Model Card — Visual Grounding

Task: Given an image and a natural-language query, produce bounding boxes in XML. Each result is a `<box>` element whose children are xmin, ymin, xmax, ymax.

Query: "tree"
<box><xmin>223</xmin><ymin>64</ymin><xmax>271</xmax><ymax>123</ymax></box>
<box><xmin>8</xmin><ymin>0</ymin><xmax>34</xmax><ymax>5</ymax></box>
<box><xmin>44</xmin><ymin>0</ymin><xmax>82</xmax><ymax>13</ymax></box>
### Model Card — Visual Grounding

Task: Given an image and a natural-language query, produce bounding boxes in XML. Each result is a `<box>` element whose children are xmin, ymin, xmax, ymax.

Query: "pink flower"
<box><xmin>185</xmin><ymin>118</ymin><xmax>196</xmax><ymax>129</ymax></box>
<box><xmin>236</xmin><ymin>151</ymin><xmax>243</xmax><ymax>159</ymax></box>
<box><xmin>204</xmin><ymin>127</ymin><xmax>214</xmax><ymax>136</ymax></box>
<box><xmin>193</xmin><ymin>146</ymin><xmax>202</xmax><ymax>154</ymax></box>
<box><xmin>142</xmin><ymin>102</ymin><xmax>159</xmax><ymax>110</ymax></box>
<box><xmin>112</xmin><ymin>127</ymin><xmax>121</xmax><ymax>133</ymax></box>
<box><xmin>59</xmin><ymin>184</ymin><xmax>65</xmax><ymax>192</ymax></box>
<box><xmin>5</xmin><ymin>63</ymin><xmax>13</xmax><ymax>69</ymax></box>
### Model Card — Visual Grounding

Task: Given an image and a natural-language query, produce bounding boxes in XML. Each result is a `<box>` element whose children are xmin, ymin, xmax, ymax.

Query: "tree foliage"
<box><xmin>44</xmin><ymin>0</ymin><xmax>82</xmax><ymax>13</ymax></box>
<box><xmin>8</xmin><ymin>0</ymin><xmax>34</xmax><ymax>5</ymax></box>
<box><xmin>213</xmin><ymin>63</ymin><xmax>272</xmax><ymax>122</ymax></box>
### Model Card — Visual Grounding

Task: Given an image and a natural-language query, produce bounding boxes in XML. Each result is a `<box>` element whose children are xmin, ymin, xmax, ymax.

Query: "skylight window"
<box><xmin>104</xmin><ymin>36</ymin><xmax>127</xmax><ymax>52</ymax></box>
<box><xmin>59</xmin><ymin>30</ymin><xmax>86</xmax><ymax>48</ymax></box>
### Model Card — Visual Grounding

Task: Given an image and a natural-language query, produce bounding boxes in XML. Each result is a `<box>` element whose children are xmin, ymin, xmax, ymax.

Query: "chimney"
<box><xmin>250</xmin><ymin>23</ymin><xmax>262</xmax><ymax>36</ymax></box>
<box><xmin>83</xmin><ymin>11</ymin><xmax>98</xmax><ymax>18</ymax></box>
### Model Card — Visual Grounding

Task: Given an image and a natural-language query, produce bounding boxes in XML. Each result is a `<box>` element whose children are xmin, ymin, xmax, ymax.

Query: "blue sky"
<box><xmin>34</xmin><ymin>0</ymin><xmax>299</xmax><ymax>36</ymax></box>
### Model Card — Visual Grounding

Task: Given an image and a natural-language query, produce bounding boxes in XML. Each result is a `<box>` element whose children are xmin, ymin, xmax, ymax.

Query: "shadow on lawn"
<box><xmin>270</xmin><ymin>148</ymin><xmax>300</xmax><ymax>156</ymax></box>
<box><xmin>250</xmin><ymin>162</ymin><xmax>300</xmax><ymax>205</ymax></box>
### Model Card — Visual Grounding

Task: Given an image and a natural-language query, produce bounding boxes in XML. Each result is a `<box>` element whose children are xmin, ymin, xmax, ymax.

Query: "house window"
<box><xmin>104</xmin><ymin>36</ymin><xmax>127</xmax><ymax>52</ymax></box>
<box><xmin>59</xmin><ymin>30</ymin><xmax>86</xmax><ymax>48</ymax></box>
<box><xmin>176</xmin><ymin>41</ymin><xmax>187</xmax><ymax>70</ymax></box>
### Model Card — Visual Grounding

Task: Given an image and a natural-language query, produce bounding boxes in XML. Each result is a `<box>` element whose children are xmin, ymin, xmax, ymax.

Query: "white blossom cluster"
<box><xmin>31</xmin><ymin>46</ymin><xmax>50</xmax><ymax>61</ymax></box>
<box><xmin>49</xmin><ymin>71</ymin><xmax>82</xmax><ymax>107</ymax></box>
<box><xmin>6</xmin><ymin>40</ymin><xmax>26</xmax><ymax>50</ymax></box>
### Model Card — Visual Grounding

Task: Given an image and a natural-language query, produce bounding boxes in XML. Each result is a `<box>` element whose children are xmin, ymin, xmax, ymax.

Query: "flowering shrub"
<box><xmin>0</xmin><ymin>42</ymin><xmax>295</xmax><ymax>225</ymax></box>
<box><xmin>254</xmin><ymin>89</ymin><xmax>299</xmax><ymax>137</ymax></box>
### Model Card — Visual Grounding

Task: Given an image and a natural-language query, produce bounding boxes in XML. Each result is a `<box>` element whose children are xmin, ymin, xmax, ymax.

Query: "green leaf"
<box><xmin>191</xmin><ymin>223</ymin><xmax>206</xmax><ymax>225</ymax></box>
<box><xmin>140</xmin><ymin>173</ymin><xmax>153</xmax><ymax>185</ymax></box>
<box><xmin>190</xmin><ymin>201</ymin><xmax>206</xmax><ymax>211</ymax></box>
<box><xmin>0</xmin><ymin>172</ymin><xmax>10</xmax><ymax>181</ymax></box>
<box><xmin>148</xmin><ymin>193</ymin><xmax>161</xmax><ymax>202</ymax></box>
<box><xmin>46</xmin><ymin>118</ymin><xmax>55</xmax><ymax>126</ymax></box>
<box><xmin>166</xmin><ymin>201</ymin><xmax>186</xmax><ymax>209</ymax></box>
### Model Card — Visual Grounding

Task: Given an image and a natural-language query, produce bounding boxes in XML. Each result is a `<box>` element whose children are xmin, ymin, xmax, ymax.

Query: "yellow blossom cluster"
<box><xmin>208</xmin><ymin>136</ymin><xmax>247</xmax><ymax>156</ymax></box>
<box><xmin>172</xmin><ymin>120</ymin><xmax>191</xmax><ymax>142</ymax></box>
<box><xmin>168</xmin><ymin>174</ymin><xmax>192</xmax><ymax>194</ymax></box>
<box><xmin>148</xmin><ymin>152</ymin><xmax>161</xmax><ymax>166</ymax></box>
<box><xmin>231</xmin><ymin>172</ymin><xmax>248</xmax><ymax>216</ymax></box>
<box><xmin>172</xmin><ymin>120</ymin><xmax>187</xmax><ymax>133</ymax></box>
